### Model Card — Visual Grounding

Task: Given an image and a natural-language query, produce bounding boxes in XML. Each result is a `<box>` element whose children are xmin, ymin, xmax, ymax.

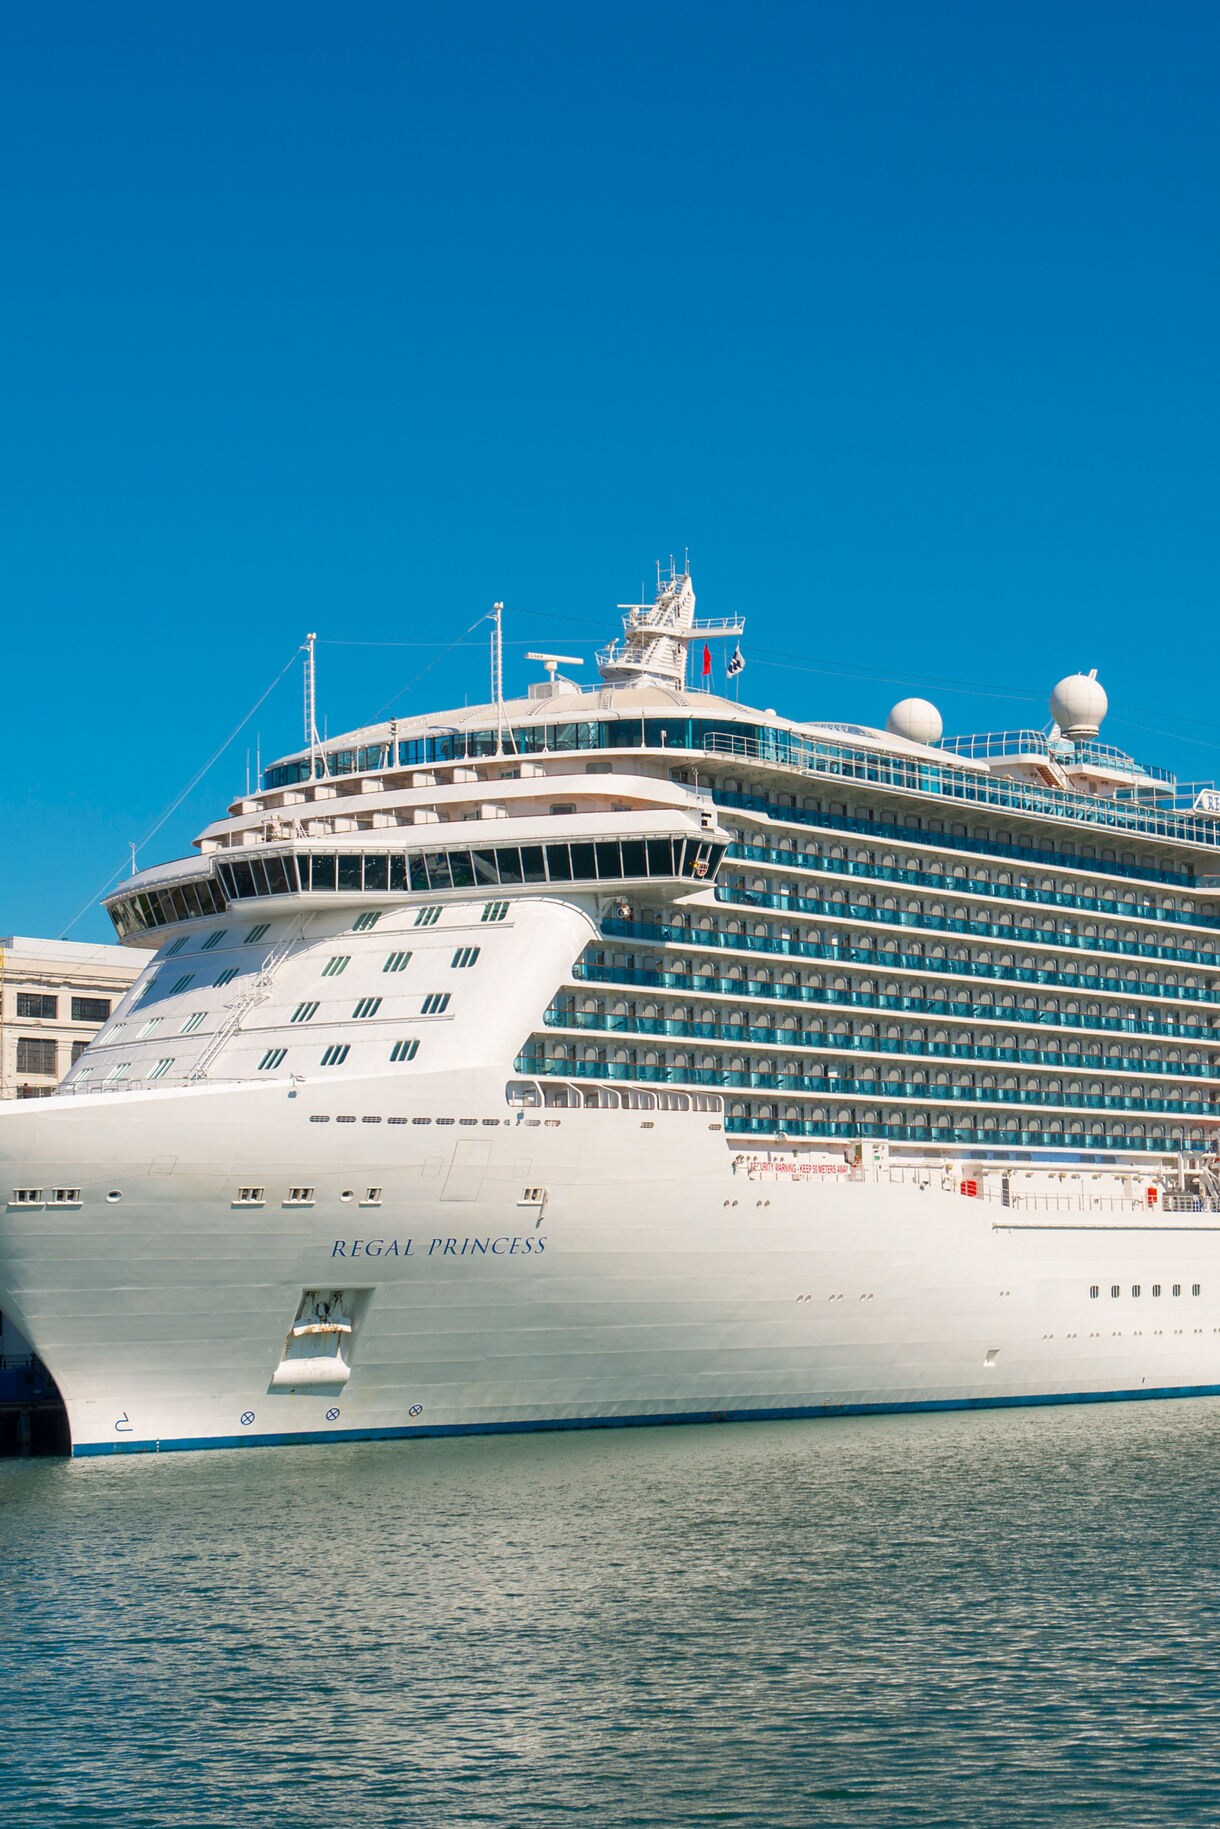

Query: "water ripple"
<box><xmin>4</xmin><ymin>1402</ymin><xmax>1220</xmax><ymax>1826</ymax></box>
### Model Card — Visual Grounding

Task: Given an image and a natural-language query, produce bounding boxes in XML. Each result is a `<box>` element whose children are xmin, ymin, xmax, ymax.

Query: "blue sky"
<box><xmin>2</xmin><ymin>1</ymin><xmax>1218</xmax><ymax>940</ymax></box>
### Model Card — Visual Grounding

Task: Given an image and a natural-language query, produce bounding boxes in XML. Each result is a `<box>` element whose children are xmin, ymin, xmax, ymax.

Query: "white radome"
<box><xmin>1050</xmin><ymin>672</ymin><xmax>1107</xmax><ymax>739</ymax></box>
<box><xmin>886</xmin><ymin>697</ymin><xmax>944</xmax><ymax>746</ymax></box>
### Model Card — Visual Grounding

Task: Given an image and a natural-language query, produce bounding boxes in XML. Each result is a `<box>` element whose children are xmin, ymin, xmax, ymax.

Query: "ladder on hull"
<box><xmin>188</xmin><ymin>925</ymin><xmax>303</xmax><ymax>1081</ymax></box>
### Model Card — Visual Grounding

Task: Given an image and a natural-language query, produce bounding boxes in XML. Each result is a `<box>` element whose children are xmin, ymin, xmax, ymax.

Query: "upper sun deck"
<box><xmin>128</xmin><ymin>566</ymin><xmax>1220</xmax><ymax>889</ymax></box>
<box><xmin>245</xmin><ymin>580</ymin><xmax>1220</xmax><ymax>863</ymax></box>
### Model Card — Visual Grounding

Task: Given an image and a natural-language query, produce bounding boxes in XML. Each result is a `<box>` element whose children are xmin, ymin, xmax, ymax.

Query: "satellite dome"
<box><xmin>886</xmin><ymin>697</ymin><xmax>943</xmax><ymax>746</ymax></box>
<box><xmin>1050</xmin><ymin>672</ymin><xmax>1107</xmax><ymax>740</ymax></box>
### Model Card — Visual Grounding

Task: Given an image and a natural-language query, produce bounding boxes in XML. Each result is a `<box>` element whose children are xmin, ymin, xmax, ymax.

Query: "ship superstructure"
<box><xmin>5</xmin><ymin>567</ymin><xmax>1220</xmax><ymax>1456</ymax></box>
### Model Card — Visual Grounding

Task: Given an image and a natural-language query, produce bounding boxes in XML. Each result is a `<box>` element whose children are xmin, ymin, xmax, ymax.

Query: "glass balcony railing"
<box><xmin>704</xmin><ymin>730</ymin><xmax>1220</xmax><ymax>852</ymax></box>
<box><xmin>722</xmin><ymin>1116</ymin><xmax>1195</xmax><ymax>1148</ymax></box>
<box><xmin>517</xmin><ymin>1054</ymin><xmax>1215</xmax><ymax>1117</ymax></box>
<box><xmin>715</xmin><ymin>880</ymin><xmax>1220</xmax><ymax>969</ymax></box>
<box><xmin>573</xmin><ymin>961</ymin><xmax>1218</xmax><ymax>1045</ymax></box>
<box><xmin>542</xmin><ymin>1009</ymin><xmax>1218</xmax><ymax>1080</ymax></box>
<box><xmin>598</xmin><ymin>918</ymin><xmax>1220</xmax><ymax>1009</ymax></box>
<box><xmin>938</xmin><ymin>730</ymin><xmax>1174</xmax><ymax>782</ymax></box>
<box><xmin>713</xmin><ymin>791</ymin><xmax>1196</xmax><ymax>889</ymax></box>
<box><xmin>728</xmin><ymin>840</ymin><xmax>1220</xmax><ymax>933</ymax></box>
<box><xmin>514</xmin><ymin>1058</ymin><xmax>1206</xmax><ymax>1147</ymax></box>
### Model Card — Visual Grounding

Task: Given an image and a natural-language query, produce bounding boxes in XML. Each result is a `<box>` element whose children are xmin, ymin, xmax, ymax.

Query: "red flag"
<box><xmin>701</xmin><ymin>643</ymin><xmax>712</xmax><ymax>678</ymax></box>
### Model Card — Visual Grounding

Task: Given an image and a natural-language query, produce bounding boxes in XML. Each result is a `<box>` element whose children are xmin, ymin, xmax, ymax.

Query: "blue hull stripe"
<box><xmin>72</xmin><ymin>1381</ymin><xmax>1220</xmax><ymax>1457</ymax></box>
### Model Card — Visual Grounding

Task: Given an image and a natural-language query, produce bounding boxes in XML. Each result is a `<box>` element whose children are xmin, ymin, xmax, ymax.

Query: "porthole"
<box><xmin>106</xmin><ymin>1190</ymin><xmax>123</xmax><ymax>1203</ymax></box>
<box><xmin>340</xmin><ymin>1190</ymin><xmax>355</xmax><ymax>1203</ymax></box>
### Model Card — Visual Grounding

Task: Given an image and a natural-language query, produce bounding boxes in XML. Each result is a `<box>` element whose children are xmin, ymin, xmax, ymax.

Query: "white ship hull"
<box><xmin>10</xmin><ymin>565</ymin><xmax>1220</xmax><ymax>1455</ymax></box>
<box><xmin>4</xmin><ymin>1072</ymin><xmax>1219</xmax><ymax>1457</ymax></box>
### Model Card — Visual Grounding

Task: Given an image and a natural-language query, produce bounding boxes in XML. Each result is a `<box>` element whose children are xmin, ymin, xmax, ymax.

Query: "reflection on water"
<box><xmin>4</xmin><ymin>1401</ymin><xmax>1220</xmax><ymax>1826</ymax></box>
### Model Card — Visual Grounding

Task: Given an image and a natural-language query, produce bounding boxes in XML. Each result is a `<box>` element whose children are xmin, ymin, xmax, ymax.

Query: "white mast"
<box><xmin>491</xmin><ymin>601</ymin><xmax>505</xmax><ymax>756</ymax></box>
<box><xmin>303</xmin><ymin>633</ymin><xmax>320</xmax><ymax>780</ymax></box>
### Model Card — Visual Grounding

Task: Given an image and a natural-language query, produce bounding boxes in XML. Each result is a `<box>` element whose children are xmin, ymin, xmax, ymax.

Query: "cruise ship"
<box><xmin>5</xmin><ymin>567</ymin><xmax>1220</xmax><ymax>1457</ymax></box>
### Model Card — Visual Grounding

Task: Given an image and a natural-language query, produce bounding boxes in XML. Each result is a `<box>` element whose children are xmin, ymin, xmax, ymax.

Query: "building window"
<box><xmin>321</xmin><ymin>956</ymin><xmax>351</xmax><ymax>977</ymax></box>
<box><xmin>16</xmin><ymin>992</ymin><xmax>56</xmax><ymax>1019</ymax></box>
<box><xmin>390</xmin><ymin>1039</ymin><xmax>419</xmax><ymax>1063</ymax></box>
<box><xmin>1110</xmin><ymin>1285</ymin><xmax>1120</xmax><ymax>1298</ymax></box>
<box><xmin>138</xmin><ymin>1018</ymin><xmax>163</xmax><ymax>1037</ymax></box>
<box><xmin>71</xmin><ymin>996</ymin><xmax>110</xmax><ymax>1023</ymax></box>
<box><xmin>180</xmin><ymin>1011</ymin><xmax>207</xmax><ymax>1033</ymax></box>
<box><xmin>71</xmin><ymin>1040</ymin><xmax>89</xmax><ymax>1064</ymax></box>
<box><xmin>258</xmin><ymin>1048</ymin><xmax>287</xmax><ymax>1071</ymax></box>
<box><xmin>235</xmin><ymin>1187</ymin><xmax>265</xmax><ymax>1205</ymax></box>
<box><xmin>214</xmin><ymin>968</ymin><xmax>239</xmax><ymax>988</ymax></box>
<box><xmin>1089</xmin><ymin>1285</ymin><xmax>1099</xmax><ymax>1298</ymax></box>
<box><xmin>148</xmin><ymin>1058</ymin><xmax>175</xmax><ymax>1080</ymax></box>
<box><xmin>321</xmin><ymin>1044</ymin><xmax>351</xmax><ymax>1066</ymax></box>
<box><xmin>353</xmin><ymin>912</ymin><xmax>381</xmax><ymax>931</ymax></box>
<box><xmin>451</xmin><ymin>947</ymin><xmax>481</xmax><ymax>969</ymax></box>
<box><xmin>383</xmin><ymin>951</ymin><xmax>412</xmax><ymax>973</ymax></box>
<box><xmin>163</xmin><ymin>937</ymin><xmax>188</xmax><ymax>957</ymax></box>
<box><xmin>353</xmin><ymin>997</ymin><xmax>383</xmax><ymax>1019</ymax></box>
<box><xmin>286</xmin><ymin>1188</ymin><xmax>315</xmax><ymax>1205</ymax></box>
<box><xmin>200</xmin><ymin>930</ymin><xmax>228</xmax><ymax>951</ymax></box>
<box><xmin>168</xmin><ymin>974</ymin><xmax>195</xmax><ymax>995</ymax></box>
<box><xmin>1193</xmin><ymin>1283</ymin><xmax>1202</xmax><ymax>1296</ymax></box>
<box><xmin>414</xmin><ymin>906</ymin><xmax>443</xmax><ymax>927</ymax></box>
<box><xmin>16</xmin><ymin>1038</ymin><xmax>57</xmax><ymax>1076</ymax></box>
<box><xmin>291</xmin><ymin>1001</ymin><xmax>320</xmax><ymax>1023</ymax></box>
<box><xmin>1173</xmin><ymin>1284</ymin><xmax>1182</xmax><ymax>1296</ymax></box>
<box><xmin>481</xmin><ymin>901</ymin><xmax>509</xmax><ymax>923</ymax></box>
<box><xmin>104</xmin><ymin>1061</ymin><xmax>132</xmax><ymax>1082</ymax></box>
<box><xmin>1152</xmin><ymin>1284</ymin><xmax>1162</xmax><ymax>1297</ymax></box>
<box><xmin>421</xmin><ymin>993</ymin><xmax>450</xmax><ymax>1015</ymax></box>
<box><xmin>244</xmin><ymin>923</ymin><xmax>271</xmax><ymax>945</ymax></box>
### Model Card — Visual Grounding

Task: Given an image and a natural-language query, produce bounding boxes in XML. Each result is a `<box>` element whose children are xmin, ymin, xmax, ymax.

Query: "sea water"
<box><xmin>3</xmin><ymin>1401</ymin><xmax>1220</xmax><ymax>1827</ymax></box>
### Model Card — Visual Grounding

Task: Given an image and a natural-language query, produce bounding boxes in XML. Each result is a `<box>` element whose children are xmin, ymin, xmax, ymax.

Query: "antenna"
<box><xmin>525</xmin><ymin>651</ymin><xmax>583</xmax><ymax>682</ymax></box>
